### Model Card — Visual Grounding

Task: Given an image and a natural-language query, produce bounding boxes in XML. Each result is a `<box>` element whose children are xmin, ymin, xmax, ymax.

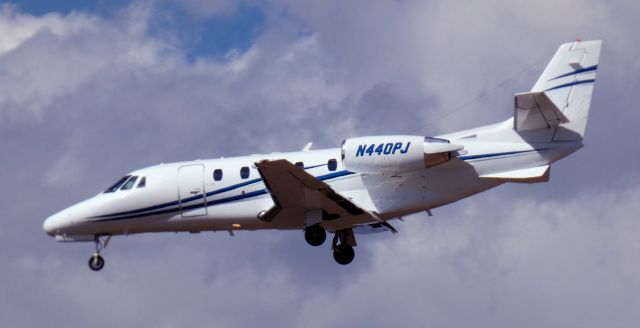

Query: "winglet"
<box><xmin>302</xmin><ymin>142</ymin><xmax>313</xmax><ymax>151</ymax></box>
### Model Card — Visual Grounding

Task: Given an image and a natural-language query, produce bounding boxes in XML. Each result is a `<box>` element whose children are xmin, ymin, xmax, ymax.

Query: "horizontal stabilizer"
<box><xmin>480</xmin><ymin>165</ymin><xmax>550</xmax><ymax>183</ymax></box>
<box><xmin>514</xmin><ymin>92</ymin><xmax>568</xmax><ymax>131</ymax></box>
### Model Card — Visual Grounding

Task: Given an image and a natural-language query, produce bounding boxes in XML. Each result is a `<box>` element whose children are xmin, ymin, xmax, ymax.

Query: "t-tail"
<box><xmin>514</xmin><ymin>40</ymin><xmax>602</xmax><ymax>141</ymax></box>
<box><xmin>441</xmin><ymin>40</ymin><xmax>603</xmax><ymax>183</ymax></box>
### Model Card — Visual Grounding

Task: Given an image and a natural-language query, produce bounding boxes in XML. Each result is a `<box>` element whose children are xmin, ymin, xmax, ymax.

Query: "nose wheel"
<box><xmin>89</xmin><ymin>253</ymin><xmax>105</xmax><ymax>271</ymax></box>
<box><xmin>88</xmin><ymin>235</ymin><xmax>111</xmax><ymax>271</ymax></box>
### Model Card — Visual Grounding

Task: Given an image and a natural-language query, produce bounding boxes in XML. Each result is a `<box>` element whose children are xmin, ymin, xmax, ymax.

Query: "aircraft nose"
<box><xmin>43</xmin><ymin>210</ymin><xmax>73</xmax><ymax>236</ymax></box>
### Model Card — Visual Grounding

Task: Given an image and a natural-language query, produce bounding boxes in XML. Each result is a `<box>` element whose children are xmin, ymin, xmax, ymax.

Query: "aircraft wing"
<box><xmin>254</xmin><ymin>159</ymin><xmax>373</xmax><ymax>226</ymax></box>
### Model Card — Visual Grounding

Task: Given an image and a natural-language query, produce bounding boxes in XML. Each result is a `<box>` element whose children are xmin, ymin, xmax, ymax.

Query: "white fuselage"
<box><xmin>42</xmin><ymin>121</ymin><xmax>581</xmax><ymax>239</ymax></box>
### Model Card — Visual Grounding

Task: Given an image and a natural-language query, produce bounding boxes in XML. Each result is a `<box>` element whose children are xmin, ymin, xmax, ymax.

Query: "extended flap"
<box><xmin>480</xmin><ymin>165</ymin><xmax>550</xmax><ymax>183</ymax></box>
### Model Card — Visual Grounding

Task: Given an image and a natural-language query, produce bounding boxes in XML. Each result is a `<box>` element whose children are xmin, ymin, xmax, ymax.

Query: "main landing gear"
<box><xmin>88</xmin><ymin>235</ymin><xmax>111</xmax><ymax>271</ymax></box>
<box><xmin>304</xmin><ymin>225</ymin><xmax>356</xmax><ymax>265</ymax></box>
<box><xmin>304</xmin><ymin>224</ymin><xmax>326</xmax><ymax>246</ymax></box>
<box><xmin>332</xmin><ymin>229</ymin><xmax>356</xmax><ymax>265</ymax></box>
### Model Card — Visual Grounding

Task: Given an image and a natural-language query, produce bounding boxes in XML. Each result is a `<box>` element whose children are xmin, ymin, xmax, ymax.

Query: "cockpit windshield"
<box><xmin>104</xmin><ymin>175</ymin><xmax>131</xmax><ymax>193</ymax></box>
<box><xmin>120</xmin><ymin>176</ymin><xmax>138</xmax><ymax>190</ymax></box>
<box><xmin>104</xmin><ymin>175</ymin><xmax>147</xmax><ymax>193</ymax></box>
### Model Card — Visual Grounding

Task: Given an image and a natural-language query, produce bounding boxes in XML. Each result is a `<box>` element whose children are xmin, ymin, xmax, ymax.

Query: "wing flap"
<box><xmin>480</xmin><ymin>165</ymin><xmax>550</xmax><ymax>183</ymax></box>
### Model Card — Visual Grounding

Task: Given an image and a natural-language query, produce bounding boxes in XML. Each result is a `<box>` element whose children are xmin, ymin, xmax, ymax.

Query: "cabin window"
<box><xmin>213</xmin><ymin>169</ymin><xmax>223</xmax><ymax>181</ymax></box>
<box><xmin>120</xmin><ymin>176</ymin><xmax>138</xmax><ymax>190</ymax></box>
<box><xmin>137</xmin><ymin>176</ymin><xmax>146</xmax><ymax>188</ymax></box>
<box><xmin>327</xmin><ymin>159</ymin><xmax>337</xmax><ymax>171</ymax></box>
<box><xmin>104</xmin><ymin>175</ymin><xmax>130</xmax><ymax>193</ymax></box>
<box><xmin>295</xmin><ymin>161</ymin><xmax>304</xmax><ymax>169</ymax></box>
<box><xmin>240</xmin><ymin>166</ymin><xmax>250</xmax><ymax>179</ymax></box>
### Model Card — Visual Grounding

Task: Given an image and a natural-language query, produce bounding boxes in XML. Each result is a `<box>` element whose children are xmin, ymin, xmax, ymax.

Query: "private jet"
<box><xmin>44</xmin><ymin>40</ymin><xmax>602</xmax><ymax>271</ymax></box>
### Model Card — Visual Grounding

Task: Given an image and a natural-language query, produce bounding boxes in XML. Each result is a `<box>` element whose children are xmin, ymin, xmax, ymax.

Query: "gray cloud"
<box><xmin>1</xmin><ymin>0</ymin><xmax>639</xmax><ymax>327</ymax></box>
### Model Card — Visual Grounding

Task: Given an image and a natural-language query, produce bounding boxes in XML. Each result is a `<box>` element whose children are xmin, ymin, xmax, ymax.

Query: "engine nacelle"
<box><xmin>341</xmin><ymin>135</ymin><xmax>463</xmax><ymax>175</ymax></box>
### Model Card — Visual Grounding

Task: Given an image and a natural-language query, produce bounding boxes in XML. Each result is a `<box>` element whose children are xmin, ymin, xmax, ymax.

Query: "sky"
<box><xmin>1</xmin><ymin>0</ymin><xmax>639</xmax><ymax>327</ymax></box>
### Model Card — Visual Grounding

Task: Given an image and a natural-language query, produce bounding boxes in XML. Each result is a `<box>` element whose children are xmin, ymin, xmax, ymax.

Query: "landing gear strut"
<box><xmin>304</xmin><ymin>224</ymin><xmax>326</xmax><ymax>246</ymax></box>
<box><xmin>88</xmin><ymin>235</ymin><xmax>111</xmax><ymax>271</ymax></box>
<box><xmin>332</xmin><ymin>229</ymin><xmax>356</xmax><ymax>265</ymax></box>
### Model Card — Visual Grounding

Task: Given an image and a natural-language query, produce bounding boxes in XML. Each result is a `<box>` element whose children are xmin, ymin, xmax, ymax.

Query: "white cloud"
<box><xmin>0</xmin><ymin>4</ymin><xmax>179</xmax><ymax>120</ymax></box>
<box><xmin>0</xmin><ymin>5</ymin><xmax>95</xmax><ymax>55</ymax></box>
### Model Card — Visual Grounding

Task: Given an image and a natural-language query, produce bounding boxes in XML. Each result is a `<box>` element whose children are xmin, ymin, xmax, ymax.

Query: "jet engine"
<box><xmin>341</xmin><ymin>135</ymin><xmax>463</xmax><ymax>174</ymax></box>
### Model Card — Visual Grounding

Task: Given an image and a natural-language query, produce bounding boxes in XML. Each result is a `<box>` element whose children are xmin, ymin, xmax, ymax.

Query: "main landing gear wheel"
<box><xmin>304</xmin><ymin>224</ymin><xmax>326</xmax><ymax>246</ymax></box>
<box><xmin>332</xmin><ymin>228</ymin><xmax>356</xmax><ymax>265</ymax></box>
<box><xmin>88</xmin><ymin>253</ymin><xmax>105</xmax><ymax>271</ymax></box>
<box><xmin>333</xmin><ymin>244</ymin><xmax>355</xmax><ymax>265</ymax></box>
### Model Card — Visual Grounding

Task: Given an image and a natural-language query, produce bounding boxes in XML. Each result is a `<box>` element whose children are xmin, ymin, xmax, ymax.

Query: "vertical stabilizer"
<box><xmin>530</xmin><ymin>40</ymin><xmax>602</xmax><ymax>140</ymax></box>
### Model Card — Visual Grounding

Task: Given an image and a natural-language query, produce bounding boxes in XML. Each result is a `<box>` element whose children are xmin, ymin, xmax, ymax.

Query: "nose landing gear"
<box><xmin>88</xmin><ymin>235</ymin><xmax>111</xmax><ymax>271</ymax></box>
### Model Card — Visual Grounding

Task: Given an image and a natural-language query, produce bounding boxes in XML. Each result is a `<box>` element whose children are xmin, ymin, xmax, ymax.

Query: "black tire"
<box><xmin>88</xmin><ymin>254</ymin><xmax>105</xmax><ymax>271</ymax></box>
<box><xmin>304</xmin><ymin>225</ymin><xmax>326</xmax><ymax>246</ymax></box>
<box><xmin>333</xmin><ymin>244</ymin><xmax>355</xmax><ymax>265</ymax></box>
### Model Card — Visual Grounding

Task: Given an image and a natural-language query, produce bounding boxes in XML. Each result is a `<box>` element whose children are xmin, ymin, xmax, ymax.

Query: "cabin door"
<box><xmin>178</xmin><ymin>164</ymin><xmax>207</xmax><ymax>217</ymax></box>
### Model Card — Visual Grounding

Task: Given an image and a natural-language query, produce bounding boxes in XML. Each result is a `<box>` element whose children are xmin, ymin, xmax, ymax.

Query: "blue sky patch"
<box><xmin>13</xmin><ymin>0</ymin><xmax>266</xmax><ymax>60</ymax></box>
<box><xmin>157</xmin><ymin>2</ymin><xmax>266</xmax><ymax>60</ymax></box>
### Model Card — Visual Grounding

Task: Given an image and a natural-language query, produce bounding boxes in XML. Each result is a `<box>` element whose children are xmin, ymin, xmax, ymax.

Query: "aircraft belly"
<box><xmin>358</xmin><ymin>162</ymin><xmax>490</xmax><ymax>215</ymax></box>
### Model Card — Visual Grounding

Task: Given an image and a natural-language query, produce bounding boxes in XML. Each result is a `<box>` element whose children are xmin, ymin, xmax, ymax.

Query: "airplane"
<box><xmin>43</xmin><ymin>40</ymin><xmax>602</xmax><ymax>271</ymax></box>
